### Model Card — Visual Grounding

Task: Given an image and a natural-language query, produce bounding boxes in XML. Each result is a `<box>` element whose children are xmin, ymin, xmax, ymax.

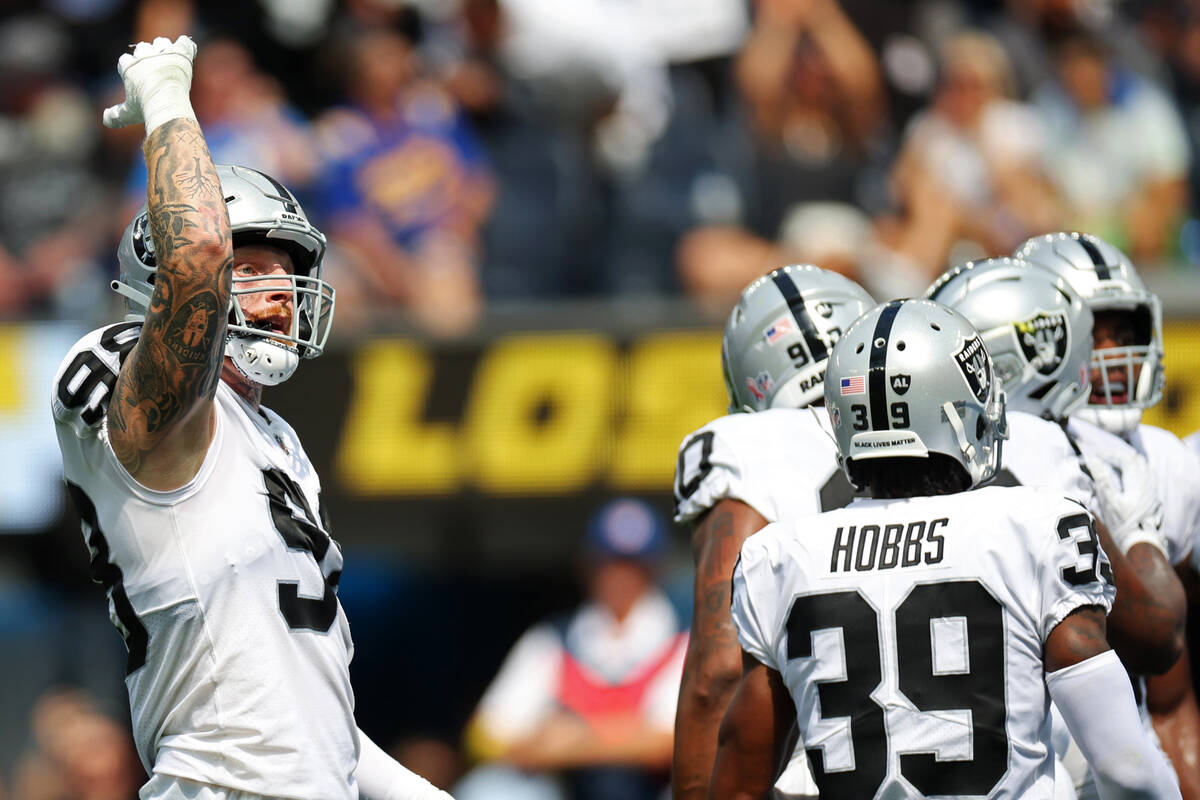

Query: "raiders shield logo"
<box><xmin>954</xmin><ymin>336</ymin><xmax>991</xmax><ymax>402</ymax></box>
<box><xmin>890</xmin><ymin>374</ymin><xmax>911</xmax><ymax>395</ymax></box>
<box><xmin>1014</xmin><ymin>310</ymin><xmax>1068</xmax><ymax>376</ymax></box>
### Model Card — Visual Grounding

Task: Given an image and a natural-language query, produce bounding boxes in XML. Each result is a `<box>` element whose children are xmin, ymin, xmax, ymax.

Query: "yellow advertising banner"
<box><xmin>334</xmin><ymin>330</ymin><xmax>729</xmax><ymax>496</ymax></box>
<box><xmin>1143</xmin><ymin>321</ymin><xmax>1200</xmax><ymax>439</ymax></box>
<box><xmin>331</xmin><ymin>321</ymin><xmax>1200</xmax><ymax>496</ymax></box>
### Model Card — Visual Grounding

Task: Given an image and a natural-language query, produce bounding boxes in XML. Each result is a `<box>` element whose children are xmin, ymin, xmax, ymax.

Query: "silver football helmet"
<box><xmin>114</xmin><ymin>164</ymin><xmax>335</xmax><ymax>385</ymax></box>
<box><xmin>824</xmin><ymin>299</ymin><xmax>1007</xmax><ymax>489</ymax></box>
<box><xmin>926</xmin><ymin>257</ymin><xmax>1093</xmax><ymax>421</ymax></box>
<box><xmin>1015</xmin><ymin>232</ymin><xmax>1163</xmax><ymax>434</ymax></box>
<box><xmin>723</xmin><ymin>265</ymin><xmax>874</xmax><ymax>413</ymax></box>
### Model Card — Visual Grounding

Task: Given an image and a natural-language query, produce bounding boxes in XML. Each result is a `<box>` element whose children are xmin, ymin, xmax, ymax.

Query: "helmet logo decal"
<box><xmin>132</xmin><ymin>214</ymin><xmax>156</xmax><ymax>267</ymax></box>
<box><xmin>830</xmin><ymin>405</ymin><xmax>841</xmax><ymax>428</ymax></box>
<box><xmin>890</xmin><ymin>374</ymin><xmax>911</xmax><ymax>395</ymax></box>
<box><xmin>954</xmin><ymin>335</ymin><xmax>991</xmax><ymax>402</ymax></box>
<box><xmin>840</xmin><ymin>376</ymin><xmax>866</xmax><ymax>395</ymax></box>
<box><xmin>1014</xmin><ymin>311</ymin><xmax>1068</xmax><ymax>376</ymax></box>
<box><xmin>765</xmin><ymin>315</ymin><xmax>795</xmax><ymax>344</ymax></box>
<box><xmin>746</xmin><ymin>371</ymin><xmax>775</xmax><ymax>407</ymax></box>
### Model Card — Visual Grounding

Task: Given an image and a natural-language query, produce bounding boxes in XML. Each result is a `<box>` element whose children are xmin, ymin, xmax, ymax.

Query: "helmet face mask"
<box><xmin>1014</xmin><ymin>232</ymin><xmax>1163</xmax><ymax>433</ymax></box>
<box><xmin>824</xmin><ymin>299</ymin><xmax>1008</xmax><ymax>490</ymax></box>
<box><xmin>722</xmin><ymin>265</ymin><xmax>875</xmax><ymax>413</ymax></box>
<box><xmin>114</xmin><ymin>165</ymin><xmax>336</xmax><ymax>385</ymax></box>
<box><xmin>926</xmin><ymin>256</ymin><xmax>1093</xmax><ymax>421</ymax></box>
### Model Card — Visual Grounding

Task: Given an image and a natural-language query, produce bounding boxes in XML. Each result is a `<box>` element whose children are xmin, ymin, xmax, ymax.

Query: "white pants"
<box><xmin>140</xmin><ymin>774</ymin><xmax>280</xmax><ymax>800</ymax></box>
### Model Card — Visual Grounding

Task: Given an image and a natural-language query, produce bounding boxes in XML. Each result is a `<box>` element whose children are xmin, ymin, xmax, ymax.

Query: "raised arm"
<box><xmin>673</xmin><ymin>499</ymin><xmax>768</xmax><ymax>800</ymax></box>
<box><xmin>102</xmin><ymin>37</ymin><xmax>233</xmax><ymax>490</ymax></box>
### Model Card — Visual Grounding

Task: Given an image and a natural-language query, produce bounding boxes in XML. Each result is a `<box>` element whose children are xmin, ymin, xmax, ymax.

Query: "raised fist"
<box><xmin>102</xmin><ymin>35</ymin><xmax>197</xmax><ymax>131</ymax></box>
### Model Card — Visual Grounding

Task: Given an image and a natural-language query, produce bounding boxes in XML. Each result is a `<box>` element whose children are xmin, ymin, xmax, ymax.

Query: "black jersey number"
<box><xmin>56</xmin><ymin>323</ymin><xmax>139</xmax><ymax>425</ymax></box>
<box><xmin>1057</xmin><ymin>512</ymin><xmax>1114</xmax><ymax>587</ymax></box>
<box><xmin>66</xmin><ymin>481</ymin><xmax>148</xmax><ymax>675</ymax></box>
<box><xmin>675</xmin><ymin>431</ymin><xmax>715</xmax><ymax>501</ymax></box>
<box><xmin>262</xmin><ymin>467</ymin><xmax>340</xmax><ymax>632</ymax></box>
<box><xmin>786</xmin><ymin>579</ymin><xmax>1008</xmax><ymax>797</ymax></box>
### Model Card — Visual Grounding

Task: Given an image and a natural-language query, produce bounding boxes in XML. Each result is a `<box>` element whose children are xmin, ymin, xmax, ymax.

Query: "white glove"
<box><xmin>1087</xmin><ymin>448</ymin><xmax>1166</xmax><ymax>555</ymax></box>
<box><xmin>102</xmin><ymin>35</ymin><xmax>198</xmax><ymax>132</ymax></box>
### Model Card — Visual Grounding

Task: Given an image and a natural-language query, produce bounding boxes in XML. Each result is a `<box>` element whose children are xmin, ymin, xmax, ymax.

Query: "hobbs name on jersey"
<box><xmin>830</xmin><ymin>518</ymin><xmax>947</xmax><ymax>573</ymax></box>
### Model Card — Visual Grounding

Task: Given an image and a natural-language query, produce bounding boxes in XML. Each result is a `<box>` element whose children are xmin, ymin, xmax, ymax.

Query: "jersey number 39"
<box><xmin>787</xmin><ymin>579</ymin><xmax>1006</xmax><ymax>796</ymax></box>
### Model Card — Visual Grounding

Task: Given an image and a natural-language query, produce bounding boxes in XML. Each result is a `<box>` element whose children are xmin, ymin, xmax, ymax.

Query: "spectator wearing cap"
<box><xmin>455</xmin><ymin>499</ymin><xmax>686</xmax><ymax>800</ymax></box>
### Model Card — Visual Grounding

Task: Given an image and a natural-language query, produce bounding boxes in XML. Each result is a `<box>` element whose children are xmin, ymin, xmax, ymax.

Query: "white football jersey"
<box><xmin>1186</xmin><ymin>430</ymin><xmax>1200</xmax><ymax>572</ymax></box>
<box><xmin>673</xmin><ymin>405</ymin><xmax>847</xmax><ymax>796</ymax></box>
<box><xmin>1003</xmin><ymin>413</ymin><xmax>1164</xmax><ymax>545</ymax></box>
<box><xmin>673</xmin><ymin>406</ymin><xmax>848</xmax><ymax>525</ymax></box>
<box><xmin>732</xmin><ymin>486</ymin><xmax>1116</xmax><ymax>799</ymax></box>
<box><xmin>993</xmin><ymin>412</ymin><xmax>1094</xmax><ymax>509</ymax></box>
<box><xmin>51</xmin><ymin>324</ymin><xmax>358</xmax><ymax>800</ymax></box>
<box><xmin>1066</xmin><ymin>417</ymin><xmax>1165</xmax><ymax>550</ymax></box>
<box><xmin>1127</xmin><ymin>424</ymin><xmax>1200</xmax><ymax>567</ymax></box>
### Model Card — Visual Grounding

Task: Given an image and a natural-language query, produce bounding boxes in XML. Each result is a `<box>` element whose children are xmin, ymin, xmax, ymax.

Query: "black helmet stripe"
<box><xmin>245</xmin><ymin>167</ymin><xmax>299</xmax><ymax>213</ymax></box>
<box><xmin>1076</xmin><ymin>236</ymin><xmax>1112</xmax><ymax>280</ymax></box>
<box><xmin>769</xmin><ymin>270</ymin><xmax>828</xmax><ymax>361</ymax></box>
<box><xmin>869</xmin><ymin>300</ymin><xmax>904</xmax><ymax>430</ymax></box>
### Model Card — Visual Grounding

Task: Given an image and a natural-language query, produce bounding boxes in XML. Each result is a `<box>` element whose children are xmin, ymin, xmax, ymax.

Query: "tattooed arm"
<box><xmin>107</xmin><ymin>119</ymin><xmax>231</xmax><ymax>489</ymax></box>
<box><xmin>673</xmin><ymin>499</ymin><xmax>769</xmax><ymax>800</ymax></box>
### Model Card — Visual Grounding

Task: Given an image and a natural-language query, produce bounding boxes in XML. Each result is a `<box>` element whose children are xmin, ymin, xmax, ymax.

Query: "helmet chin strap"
<box><xmin>111</xmin><ymin>279</ymin><xmax>152</xmax><ymax>311</ymax></box>
<box><xmin>225</xmin><ymin>335</ymin><xmax>299</xmax><ymax>386</ymax></box>
<box><xmin>943</xmin><ymin>401</ymin><xmax>982</xmax><ymax>483</ymax></box>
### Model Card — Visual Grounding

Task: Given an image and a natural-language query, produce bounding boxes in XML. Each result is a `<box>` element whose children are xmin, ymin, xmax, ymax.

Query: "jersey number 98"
<box><xmin>262</xmin><ymin>468</ymin><xmax>340</xmax><ymax>632</ymax></box>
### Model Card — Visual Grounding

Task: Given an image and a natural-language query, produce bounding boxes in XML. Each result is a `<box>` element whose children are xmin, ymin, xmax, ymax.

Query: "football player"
<box><xmin>1017</xmin><ymin>232</ymin><xmax>1200</xmax><ymax>800</ymax></box>
<box><xmin>927</xmin><ymin>256</ymin><xmax>1186</xmax><ymax>678</ymax></box>
<box><xmin>51</xmin><ymin>37</ymin><xmax>449</xmax><ymax>800</ymax></box>
<box><xmin>711</xmin><ymin>299</ymin><xmax>1179</xmax><ymax>799</ymax></box>
<box><xmin>671</xmin><ymin>265</ymin><xmax>873</xmax><ymax>800</ymax></box>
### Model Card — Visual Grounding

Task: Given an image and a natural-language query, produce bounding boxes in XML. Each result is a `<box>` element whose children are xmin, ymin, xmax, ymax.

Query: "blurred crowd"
<box><xmin>3</xmin><ymin>0</ymin><xmax>1200</xmax><ymax>336</ymax></box>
